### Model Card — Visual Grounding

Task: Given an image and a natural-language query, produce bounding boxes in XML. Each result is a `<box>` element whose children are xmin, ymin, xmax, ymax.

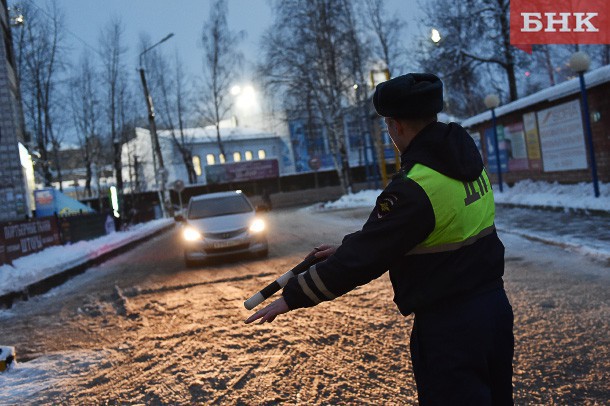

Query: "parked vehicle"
<box><xmin>176</xmin><ymin>191</ymin><xmax>268</xmax><ymax>267</ymax></box>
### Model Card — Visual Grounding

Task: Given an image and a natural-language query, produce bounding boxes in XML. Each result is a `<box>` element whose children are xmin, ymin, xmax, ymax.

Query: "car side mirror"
<box><xmin>174</xmin><ymin>214</ymin><xmax>185</xmax><ymax>222</ymax></box>
<box><xmin>255</xmin><ymin>204</ymin><xmax>269</xmax><ymax>213</ymax></box>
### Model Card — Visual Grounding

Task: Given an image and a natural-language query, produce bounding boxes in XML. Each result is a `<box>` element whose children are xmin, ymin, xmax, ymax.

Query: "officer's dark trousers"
<box><xmin>410</xmin><ymin>287</ymin><xmax>514</xmax><ymax>405</ymax></box>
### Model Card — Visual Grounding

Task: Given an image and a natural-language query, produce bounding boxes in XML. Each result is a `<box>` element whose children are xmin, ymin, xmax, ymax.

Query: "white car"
<box><xmin>177</xmin><ymin>191</ymin><xmax>268</xmax><ymax>267</ymax></box>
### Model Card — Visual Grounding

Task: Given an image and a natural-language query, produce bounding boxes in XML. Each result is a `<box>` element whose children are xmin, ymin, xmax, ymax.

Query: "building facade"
<box><xmin>121</xmin><ymin>126</ymin><xmax>295</xmax><ymax>193</ymax></box>
<box><xmin>462</xmin><ymin>65</ymin><xmax>610</xmax><ymax>187</ymax></box>
<box><xmin>0</xmin><ymin>0</ymin><xmax>30</xmax><ymax>221</ymax></box>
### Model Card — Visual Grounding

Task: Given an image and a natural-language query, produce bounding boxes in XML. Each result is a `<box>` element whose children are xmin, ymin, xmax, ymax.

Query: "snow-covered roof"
<box><xmin>153</xmin><ymin>126</ymin><xmax>280</xmax><ymax>143</ymax></box>
<box><xmin>461</xmin><ymin>64</ymin><xmax>610</xmax><ymax>128</ymax></box>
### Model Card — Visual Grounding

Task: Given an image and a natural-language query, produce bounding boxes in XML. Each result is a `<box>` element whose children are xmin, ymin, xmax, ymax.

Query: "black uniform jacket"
<box><xmin>282</xmin><ymin>121</ymin><xmax>505</xmax><ymax>315</ymax></box>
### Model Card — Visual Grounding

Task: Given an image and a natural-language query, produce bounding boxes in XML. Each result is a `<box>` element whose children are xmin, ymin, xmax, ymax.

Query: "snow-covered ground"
<box><xmin>0</xmin><ymin>180</ymin><xmax>608</xmax><ymax>401</ymax></box>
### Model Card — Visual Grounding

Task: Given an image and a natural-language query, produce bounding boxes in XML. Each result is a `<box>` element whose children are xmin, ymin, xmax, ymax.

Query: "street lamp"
<box><xmin>484</xmin><ymin>93</ymin><xmax>503</xmax><ymax>193</ymax></box>
<box><xmin>138</xmin><ymin>33</ymin><xmax>174</xmax><ymax>217</ymax></box>
<box><xmin>569</xmin><ymin>51</ymin><xmax>600</xmax><ymax>198</ymax></box>
<box><xmin>431</xmin><ymin>28</ymin><xmax>441</xmax><ymax>44</ymax></box>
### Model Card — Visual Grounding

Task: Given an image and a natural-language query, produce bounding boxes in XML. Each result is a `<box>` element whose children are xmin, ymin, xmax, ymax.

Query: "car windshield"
<box><xmin>188</xmin><ymin>195</ymin><xmax>252</xmax><ymax>219</ymax></box>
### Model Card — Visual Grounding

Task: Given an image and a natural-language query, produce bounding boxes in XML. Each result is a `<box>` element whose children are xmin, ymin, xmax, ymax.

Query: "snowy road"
<box><xmin>0</xmin><ymin>207</ymin><xmax>608</xmax><ymax>404</ymax></box>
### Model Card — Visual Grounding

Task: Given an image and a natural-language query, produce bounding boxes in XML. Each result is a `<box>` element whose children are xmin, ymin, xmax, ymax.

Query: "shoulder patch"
<box><xmin>376</xmin><ymin>193</ymin><xmax>399</xmax><ymax>218</ymax></box>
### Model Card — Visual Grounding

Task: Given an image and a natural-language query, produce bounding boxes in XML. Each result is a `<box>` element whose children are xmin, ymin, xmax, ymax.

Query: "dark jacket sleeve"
<box><xmin>282</xmin><ymin>178</ymin><xmax>435</xmax><ymax>310</ymax></box>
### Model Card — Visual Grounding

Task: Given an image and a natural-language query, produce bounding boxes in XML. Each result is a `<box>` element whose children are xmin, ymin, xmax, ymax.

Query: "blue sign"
<box><xmin>34</xmin><ymin>188</ymin><xmax>94</xmax><ymax>217</ymax></box>
<box><xmin>485</xmin><ymin>126</ymin><xmax>509</xmax><ymax>173</ymax></box>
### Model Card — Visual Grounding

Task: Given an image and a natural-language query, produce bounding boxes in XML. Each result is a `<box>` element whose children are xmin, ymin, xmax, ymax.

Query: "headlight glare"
<box><xmin>183</xmin><ymin>226</ymin><xmax>203</xmax><ymax>241</ymax></box>
<box><xmin>249</xmin><ymin>218</ymin><xmax>266</xmax><ymax>233</ymax></box>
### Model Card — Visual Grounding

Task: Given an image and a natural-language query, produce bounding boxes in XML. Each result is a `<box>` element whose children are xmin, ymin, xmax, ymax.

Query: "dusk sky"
<box><xmin>20</xmin><ymin>0</ymin><xmax>425</xmax><ymax>81</ymax></box>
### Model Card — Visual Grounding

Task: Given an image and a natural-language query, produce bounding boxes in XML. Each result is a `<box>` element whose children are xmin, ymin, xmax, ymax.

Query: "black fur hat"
<box><xmin>373</xmin><ymin>73</ymin><xmax>443</xmax><ymax>118</ymax></box>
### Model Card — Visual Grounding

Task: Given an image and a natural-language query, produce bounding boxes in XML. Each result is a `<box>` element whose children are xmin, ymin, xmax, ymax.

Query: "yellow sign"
<box><xmin>522</xmin><ymin>112</ymin><xmax>541</xmax><ymax>160</ymax></box>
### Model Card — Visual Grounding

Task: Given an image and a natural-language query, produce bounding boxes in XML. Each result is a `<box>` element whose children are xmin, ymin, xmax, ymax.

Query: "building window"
<box><xmin>206</xmin><ymin>154</ymin><xmax>215</xmax><ymax>165</ymax></box>
<box><xmin>245</xmin><ymin>150</ymin><xmax>253</xmax><ymax>161</ymax></box>
<box><xmin>233</xmin><ymin>152</ymin><xmax>241</xmax><ymax>162</ymax></box>
<box><xmin>192</xmin><ymin>156</ymin><xmax>202</xmax><ymax>176</ymax></box>
<box><xmin>219</xmin><ymin>154</ymin><xmax>226</xmax><ymax>164</ymax></box>
<box><xmin>258</xmin><ymin>149</ymin><xmax>266</xmax><ymax>159</ymax></box>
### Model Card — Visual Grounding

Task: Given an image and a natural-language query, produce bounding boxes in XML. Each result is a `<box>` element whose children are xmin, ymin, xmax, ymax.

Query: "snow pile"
<box><xmin>306</xmin><ymin>180</ymin><xmax>609</xmax><ymax>213</ymax></box>
<box><xmin>0</xmin><ymin>219</ymin><xmax>174</xmax><ymax>297</ymax></box>
<box><xmin>493</xmin><ymin>180</ymin><xmax>609</xmax><ymax>212</ymax></box>
<box><xmin>306</xmin><ymin>189</ymin><xmax>381</xmax><ymax>211</ymax></box>
<box><xmin>0</xmin><ymin>349</ymin><xmax>114</xmax><ymax>398</ymax></box>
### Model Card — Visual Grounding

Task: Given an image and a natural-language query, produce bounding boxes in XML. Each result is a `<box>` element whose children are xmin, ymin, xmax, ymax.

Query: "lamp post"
<box><xmin>484</xmin><ymin>94</ymin><xmax>503</xmax><ymax>193</ymax></box>
<box><xmin>569</xmin><ymin>51</ymin><xmax>600</xmax><ymax>198</ymax></box>
<box><xmin>138</xmin><ymin>33</ymin><xmax>174</xmax><ymax>217</ymax></box>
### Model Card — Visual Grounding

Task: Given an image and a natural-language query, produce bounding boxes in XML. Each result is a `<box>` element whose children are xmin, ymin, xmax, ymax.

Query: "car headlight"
<box><xmin>183</xmin><ymin>226</ymin><xmax>203</xmax><ymax>241</ymax></box>
<box><xmin>249</xmin><ymin>218</ymin><xmax>266</xmax><ymax>233</ymax></box>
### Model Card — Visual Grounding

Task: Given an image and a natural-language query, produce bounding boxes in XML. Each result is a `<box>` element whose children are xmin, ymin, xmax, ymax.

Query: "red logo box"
<box><xmin>511</xmin><ymin>0</ymin><xmax>610</xmax><ymax>45</ymax></box>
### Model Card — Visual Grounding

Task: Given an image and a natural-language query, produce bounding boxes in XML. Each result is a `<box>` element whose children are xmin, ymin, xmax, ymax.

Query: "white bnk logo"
<box><xmin>521</xmin><ymin>12</ymin><xmax>599</xmax><ymax>32</ymax></box>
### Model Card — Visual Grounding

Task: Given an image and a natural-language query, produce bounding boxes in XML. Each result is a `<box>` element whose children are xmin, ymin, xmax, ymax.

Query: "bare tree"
<box><xmin>363</xmin><ymin>0</ymin><xmax>405</xmax><ymax>75</ymax></box>
<box><xmin>262</xmin><ymin>0</ymin><xmax>376</xmax><ymax>193</ymax></box>
<box><xmin>69</xmin><ymin>50</ymin><xmax>101</xmax><ymax>197</ymax></box>
<box><xmin>419</xmin><ymin>0</ymin><xmax>522</xmax><ymax>104</ymax></box>
<box><xmin>13</xmin><ymin>0</ymin><xmax>65</xmax><ymax>186</ymax></box>
<box><xmin>199</xmin><ymin>0</ymin><xmax>244</xmax><ymax>160</ymax></box>
<box><xmin>99</xmin><ymin>17</ymin><xmax>129</xmax><ymax>216</ymax></box>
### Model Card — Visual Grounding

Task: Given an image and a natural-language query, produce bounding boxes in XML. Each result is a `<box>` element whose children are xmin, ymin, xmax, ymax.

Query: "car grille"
<box><xmin>206</xmin><ymin>228</ymin><xmax>248</xmax><ymax>240</ymax></box>
<box><xmin>205</xmin><ymin>242</ymin><xmax>250</xmax><ymax>254</ymax></box>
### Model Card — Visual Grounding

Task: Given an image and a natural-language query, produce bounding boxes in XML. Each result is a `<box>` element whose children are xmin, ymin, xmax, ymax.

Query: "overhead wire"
<box><xmin>20</xmin><ymin>0</ymin><xmax>103</xmax><ymax>57</ymax></box>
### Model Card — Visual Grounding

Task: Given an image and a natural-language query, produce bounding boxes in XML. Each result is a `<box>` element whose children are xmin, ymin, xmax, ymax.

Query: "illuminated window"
<box><xmin>219</xmin><ymin>154</ymin><xmax>226</xmax><ymax>164</ymax></box>
<box><xmin>258</xmin><ymin>149</ymin><xmax>266</xmax><ymax>159</ymax></box>
<box><xmin>233</xmin><ymin>152</ymin><xmax>241</xmax><ymax>162</ymax></box>
<box><xmin>206</xmin><ymin>154</ymin><xmax>215</xmax><ymax>165</ymax></box>
<box><xmin>192</xmin><ymin>156</ymin><xmax>202</xmax><ymax>176</ymax></box>
<box><xmin>245</xmin><ymin>150</ymin><xmax>253</xmax><ymax>161</ymax></box>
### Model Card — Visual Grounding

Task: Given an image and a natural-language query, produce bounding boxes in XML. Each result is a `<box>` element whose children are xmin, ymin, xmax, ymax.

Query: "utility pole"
<box><xmin>138</xmin><ymin>33</ymin><xmax>174</xmax><ymax>217</ymax></box>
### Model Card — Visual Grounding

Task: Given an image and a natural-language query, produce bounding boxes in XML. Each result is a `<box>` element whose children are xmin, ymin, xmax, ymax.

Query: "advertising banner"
<box><xmin>504</xmin><ymin>122</ymin><xmax>530</xmax><ymax>171</ymax></box>
<box><xmin>536</xmin><ymin>99</ymin><xmax>588</xmax><ymax>172</ymax></box>
<box><xmin>205</xmin><ymin>159</ymin><xmax>279</xmax><ymax>185</ymax></box>
<box><xmin>1</xmin><ymin>217</ymin><xmax>60</xmax><ymax>264</ymax></box>
<box><xmin>34</xmin><ymin>188</ymin><xmax>94</xmax><ymax>217</ymax></box>
<box><xmin>485</xmin><ymin>126</ymin><xmax>509</xmax><ymax>174</ymax></box>
<box><xmin>522</xmin><ymin>112</ymin><xmax>543</xmax><ymax>171</ymax></box>
<box><xmin>34</xmin><ymin>189</ymin><xmax>55</xmax><ymax>217</ymax></box>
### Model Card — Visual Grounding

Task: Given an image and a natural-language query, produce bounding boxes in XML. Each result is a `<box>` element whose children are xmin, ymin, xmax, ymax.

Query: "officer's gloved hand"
<box><xmin>309</xmin><ymin>244</ymin><xmax>337</xmax><ymax>260</ymax></box>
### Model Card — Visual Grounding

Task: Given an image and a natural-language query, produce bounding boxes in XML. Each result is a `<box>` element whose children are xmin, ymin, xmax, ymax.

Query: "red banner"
<box><xmin>511</xmin><ymin>0</ymin><xmax>610</xmax><ymax>45</ymax></box>
<box><xmin>1</xmin><ymin>217</ymin><xmax>61</xmax><ymax>264</ymax></box>
<box><xmin>205</xmin><ymin>159</ymin><xmax>279</xmax><ymax>185</ymax></box>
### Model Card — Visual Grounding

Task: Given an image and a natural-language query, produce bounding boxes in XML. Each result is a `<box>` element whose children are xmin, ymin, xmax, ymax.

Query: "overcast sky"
<box><xmin>21</xmin><ymin>0</ymin><xmax>425</xmax><ymax>80</ymax></box>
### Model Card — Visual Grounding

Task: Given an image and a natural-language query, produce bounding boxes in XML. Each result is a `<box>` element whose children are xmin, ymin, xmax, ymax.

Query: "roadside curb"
<box><xmin>497</xmin><ymin>227</ymin><xmax>610</xmax><ymax>265</ymax></box>
<box><xmin>496</xmin><ymin>202</ymin><xmax>610</xmax><ymax>217</ymax></box>
<box><xmin>0</xmin><ymin>222</ymin><xmax>175</xmax><ymax>309</ymax></box>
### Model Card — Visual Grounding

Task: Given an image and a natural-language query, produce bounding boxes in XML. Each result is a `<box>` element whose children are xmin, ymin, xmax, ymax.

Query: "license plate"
<box><xmin>211</xmin><ymin>240</ymin><xmax>241</xmax><ymax>249</ymax></box>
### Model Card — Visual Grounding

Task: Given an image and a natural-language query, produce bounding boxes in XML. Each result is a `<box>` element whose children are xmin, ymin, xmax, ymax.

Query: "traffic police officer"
<box><xmin>246</xmin><ymin>73</ymin><xmax>514</xmax><ymax>405</ymax></box>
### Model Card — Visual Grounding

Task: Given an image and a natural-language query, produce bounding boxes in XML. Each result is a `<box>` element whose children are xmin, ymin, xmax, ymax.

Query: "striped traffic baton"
<box><xmin>244</xmin><ymin>249</ymin><xmax>323</xmax><ymax>310</ymax></box>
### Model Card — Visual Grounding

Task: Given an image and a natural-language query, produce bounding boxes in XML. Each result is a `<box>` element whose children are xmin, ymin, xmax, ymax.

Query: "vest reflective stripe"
<box><xmin>405</xmin><ymin>164</ymin><xmax>496</xmax><ymax>255</ymax></box>
<box><xmin>407</xmin><ymin>224</ymin><xmax>496</xmax><ymax>255</ymax></box>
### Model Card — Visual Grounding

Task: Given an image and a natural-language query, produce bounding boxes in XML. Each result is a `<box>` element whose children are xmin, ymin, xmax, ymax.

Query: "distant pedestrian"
<box><xmin>261</xmin><ymin>188</ymin><xmax>272</xmax><ymax>211</ymax></box>
<box><xmin>246</xmin><ymin>73</ymin><xmax>514</xmax><ymax>405</ymax></box>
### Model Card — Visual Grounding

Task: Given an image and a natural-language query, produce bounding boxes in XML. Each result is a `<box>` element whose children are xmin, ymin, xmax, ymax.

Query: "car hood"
<box><xmin>186</xmin><ymin>212</ymin><xmax>254</xmax><ymax>233</ymax></box>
